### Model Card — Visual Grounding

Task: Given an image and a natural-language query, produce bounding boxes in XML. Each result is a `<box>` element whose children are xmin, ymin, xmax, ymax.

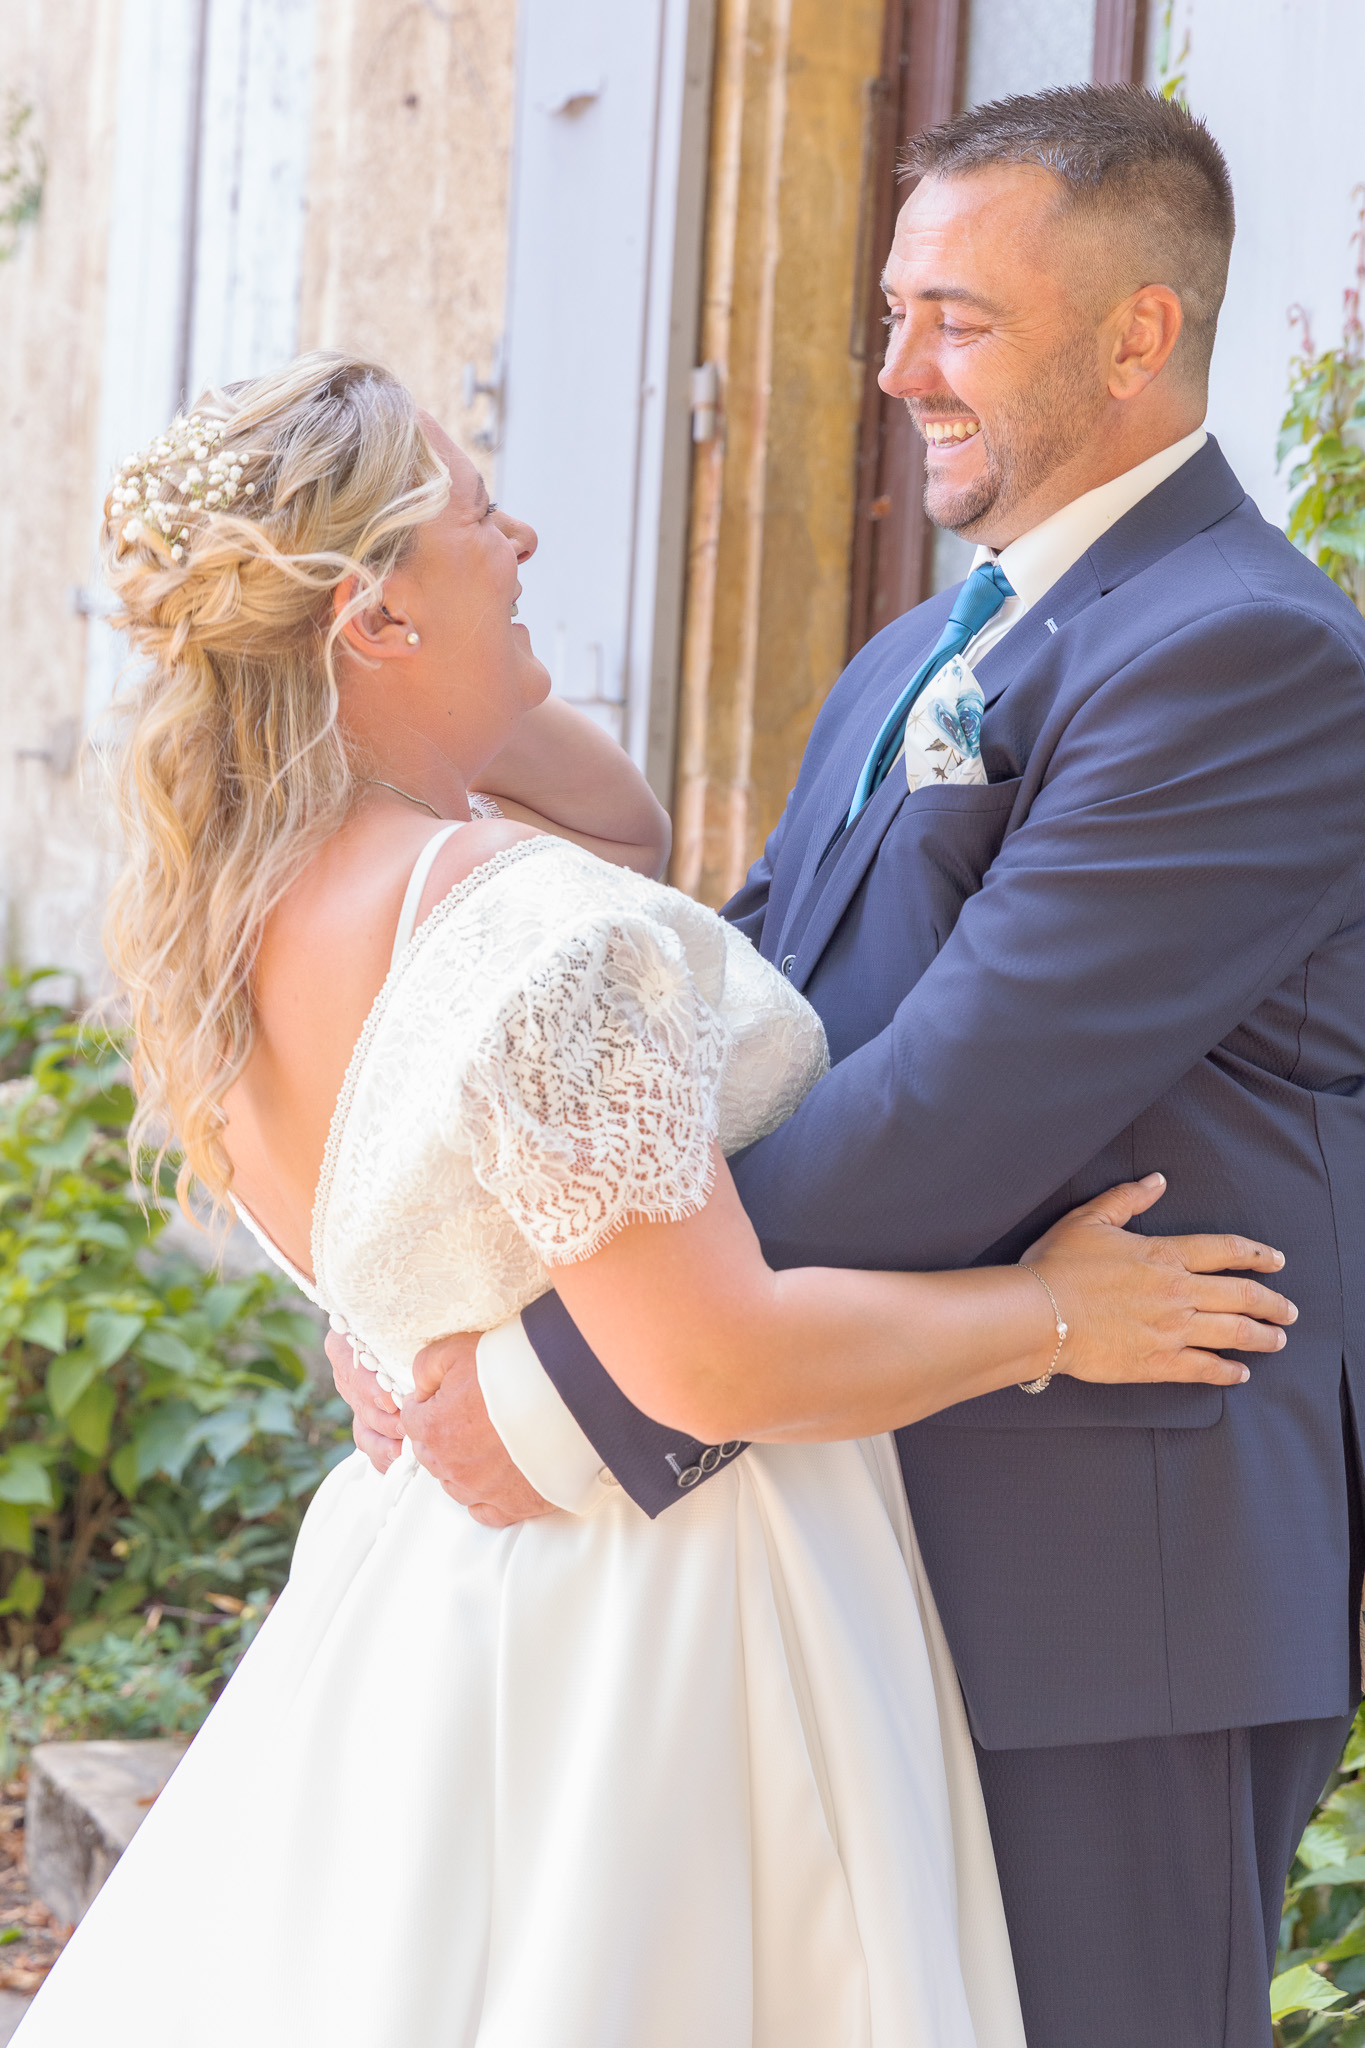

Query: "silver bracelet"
<box><xmin>1018</xmin><ymin>1263</ymin><xmax>1069</xmax><ymax>1393</ymax></box>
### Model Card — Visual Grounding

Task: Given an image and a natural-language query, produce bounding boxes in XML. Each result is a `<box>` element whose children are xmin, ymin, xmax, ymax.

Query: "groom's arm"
<box><xmin>521</xmin><ymin>601</ymin><xmax>1365</xmax><ymax>1510</ymax></box>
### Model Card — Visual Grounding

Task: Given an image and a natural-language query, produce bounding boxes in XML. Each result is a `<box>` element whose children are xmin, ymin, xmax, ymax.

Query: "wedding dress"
<box><xmin>17</xmin><ymin>830</ymin><xmax>1024</xmax><ymax>2047</ymax></box>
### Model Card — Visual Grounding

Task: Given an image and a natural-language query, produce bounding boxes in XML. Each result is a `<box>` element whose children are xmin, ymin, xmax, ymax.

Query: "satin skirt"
<box><xmin>16</xmin><ymin>1435</ymin><xmax>1024</xmax><ymax>2046</ymax></box>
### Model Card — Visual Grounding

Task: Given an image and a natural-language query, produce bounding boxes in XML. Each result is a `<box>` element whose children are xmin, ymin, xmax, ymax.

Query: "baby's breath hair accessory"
<box><xmin>105</xmin><ymin>411</ymin><xmax>258</xmax><ymax>561</ymax></box>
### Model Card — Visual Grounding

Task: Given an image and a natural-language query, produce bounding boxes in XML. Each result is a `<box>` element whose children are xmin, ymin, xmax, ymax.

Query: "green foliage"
<box><xmin>1275</xmin><ymin>1705</ymin><xmax>1365</xmax><ymax>2045</ymax></box>
<box><xmin>0</xmin><ymin>969</ymin><xmax>349</xmax><ymax>1667</ymax></box>
<box><xmin>1279</xmin><ymin>192</ymin><xmax>1365</xmax><ymax>618</ymax></box>
<box><xmin>1154</xmin><ymin>0</ymin><xmax>1192</xmax><ymax>106</ymax></box>
<box><xmin>0</xmin><ymin>1626</ymin><xmax>218</xmax><ymax>1782</ymax></box>
<box><xmin>0</xmin><ymin>95</ymin><xmax>42</xmax><ymax>264</ymax></box>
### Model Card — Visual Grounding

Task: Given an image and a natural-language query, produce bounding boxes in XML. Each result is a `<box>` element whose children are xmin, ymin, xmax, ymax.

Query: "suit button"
<box><xmin>698</xmin><ymin>1446</ymin><xmax>721</xmax><ymax>1473</ymax></box>
<box><xmin>718</xmin><ymin>1441</ymin><xmax>742</xmax><ymax>1459</ymax></box>
<box><xmin>781</xmin><ymin>954</ymin><xmax>795</xmax><ymax>977</ymax></box>
<box><xmin>676</xmin><ymin>1465</ymin><xmax>703</xmax><ymax>1489</ymax></box>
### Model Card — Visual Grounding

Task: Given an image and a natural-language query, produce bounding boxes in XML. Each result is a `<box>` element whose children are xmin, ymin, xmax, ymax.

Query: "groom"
<box><xmin>334</xmin><ymin>86</ymin><xmax>1365</xmax><ymax>2046</ymax></box>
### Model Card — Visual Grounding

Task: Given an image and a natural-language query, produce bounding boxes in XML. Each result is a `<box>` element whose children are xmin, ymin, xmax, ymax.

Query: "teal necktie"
<box><xmin>846</xmin><ymin>560</ymin><xmax>1015</xmax><ymax>827</ymax></box>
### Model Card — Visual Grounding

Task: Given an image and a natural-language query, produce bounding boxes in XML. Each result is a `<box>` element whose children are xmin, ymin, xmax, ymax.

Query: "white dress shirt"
<box><xmin>959</xmin><ymin>424</ymin><xmax>1206</xmax><ymax>665</ymax></box>
<box><xmin>479</xmin><ymin>424</ymin><xmax>1208</xmax><ymax>1512</ymax></box>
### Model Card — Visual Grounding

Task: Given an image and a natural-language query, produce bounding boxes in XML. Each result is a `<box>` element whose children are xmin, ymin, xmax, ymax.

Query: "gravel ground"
<box><xmin>0</xmin><ymin>1777</ymin><xmax>67</xmax><ymax>1999</ymax></box>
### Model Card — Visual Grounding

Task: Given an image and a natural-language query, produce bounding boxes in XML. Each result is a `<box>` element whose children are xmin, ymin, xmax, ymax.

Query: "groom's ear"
<box><xmin>1107</xmin><ymin>283</ymin><xmax>1185</xmax><ymax>400</ymax></box>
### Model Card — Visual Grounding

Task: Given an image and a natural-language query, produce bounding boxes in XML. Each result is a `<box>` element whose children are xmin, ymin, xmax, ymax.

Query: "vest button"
<box><xmin>781</xmin><ymin>954</ymin><xmax>795</xmax><ymax>977</ymax></box>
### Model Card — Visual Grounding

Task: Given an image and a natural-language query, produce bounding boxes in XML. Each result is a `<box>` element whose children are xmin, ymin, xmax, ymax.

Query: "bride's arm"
<box><xmin>549</xmin><ymin>1153</ymin><xmax>1295</xmax><ymax>1443</ymax></box>
<box><xmin>472</xmin><ymin>696</ymin><xmax>670</xmax><ymax>875</ymax></box>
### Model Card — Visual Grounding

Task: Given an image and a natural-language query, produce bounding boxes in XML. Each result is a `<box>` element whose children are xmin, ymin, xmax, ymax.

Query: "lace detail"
<box><xmin>460</xmin><ymin>911</ymin><xmax>730</xmax><ymax>1263</ymax></box>
<box><xmin>289</xmin><ymin>836</ymin><xmax>825</xmax><ymax>1398</ymax></box>
<box><xmin>310</xmin><ymin>837</ymin><xmax>550</xmax><ymax>1292</ymax></box>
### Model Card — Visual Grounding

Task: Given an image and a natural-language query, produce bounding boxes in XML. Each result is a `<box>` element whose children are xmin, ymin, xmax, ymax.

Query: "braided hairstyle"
<box><xmin>100</xmin><ymin>351</ymin><xmax>448</xmax><ymax>1213</ymax></box>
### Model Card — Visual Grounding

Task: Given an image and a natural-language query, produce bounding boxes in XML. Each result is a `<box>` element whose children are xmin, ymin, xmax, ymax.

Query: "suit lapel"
<box><xmin>785</xmin><ymin>765</ymin><xmax>911</xmax><ymax>988</ymax></box>
<box><xmin>1087</xmin><ymin>433</ymin><xmax>1244</xmax><ymax>592</ymax></box>
<box><xmin>972</xmin><ymin>553</ymin><xmax>1102</xmax><ymax>708</ymax></box>
<box><xmin>773</xmin><ymin>610</ymin><xmax>950</xmax><ymax>948</ymax></box>
<box><xmin>773</xmin><ymin>436</ymin><xmax>1248</xmax><ymax>987</ymax></box>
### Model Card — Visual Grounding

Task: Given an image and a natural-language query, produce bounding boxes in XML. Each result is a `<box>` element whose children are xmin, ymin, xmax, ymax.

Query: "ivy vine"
<box><xmin>0</xmin><ymin>95</ymin><xmax>43</xmax><ymax>265</ymax></box>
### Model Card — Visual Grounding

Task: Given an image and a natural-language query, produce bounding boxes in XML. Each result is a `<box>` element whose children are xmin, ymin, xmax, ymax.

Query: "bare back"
<box><xmin>222</xmin><ymin>804</ymin><xmax>537</xmax><ymax>1277</ymax></box>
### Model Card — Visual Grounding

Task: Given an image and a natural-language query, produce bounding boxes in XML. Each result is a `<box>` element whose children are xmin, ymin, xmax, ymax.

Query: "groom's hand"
<box><xmin>402</xmin><ymin>1334</ymin><xmax>556</xmax><ymax>1529</ymax></box>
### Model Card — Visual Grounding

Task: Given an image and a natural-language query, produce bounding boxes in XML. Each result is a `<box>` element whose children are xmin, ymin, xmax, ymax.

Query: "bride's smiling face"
<box><xmin>359</xmin><ymin>418</ymin><xmax>551</xmax><ymax>770</ymax></box>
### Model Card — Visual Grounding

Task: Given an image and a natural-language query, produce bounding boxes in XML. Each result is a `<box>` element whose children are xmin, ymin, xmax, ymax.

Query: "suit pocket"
<box><xmin>887</xmin><ymin>774</ymin><xmax>1024</xmax><ymax>950</ymax></box>
<box><xmin>919</xmin><ymin>1380</ymin><xmax>1225</xmax><ymax>1431</ymax></box>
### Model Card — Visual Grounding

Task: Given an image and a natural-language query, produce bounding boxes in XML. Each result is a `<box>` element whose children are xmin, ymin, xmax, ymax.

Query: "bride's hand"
<box><xmin>1022</xmin><ymin>1174</ymin><xmax>1296</xmax><ymax>1387</ymax></box>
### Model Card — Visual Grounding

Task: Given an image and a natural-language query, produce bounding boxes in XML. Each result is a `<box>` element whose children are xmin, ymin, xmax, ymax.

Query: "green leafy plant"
<box><xmin>0</xmin><ymin>969</ymin><xmax>350</xmax><ymax>1662</ymax></box>
<box><xmin>0</xmin><ymin>95</ymin><xmax>42</xmax><ymax>264</ymax></box>
<box><xmin>1279</xmin><ymin>190</ymin><xmax>1365</xmax><ymax>618</ymax></box>
<box><xmin>1274</xmin><ymin>1704</ymin><xmax>1365</xmax><ymax>2045</ymax></box>
<box><xmin>1153</xmin><ymin>0</ymin><xmax>1192</xmax><ymax>106</ymax></box>
<box><xmin>0</xmin><ymin>967</ymin><xmax>65</xmax><ymax>1084</ymax></box>
<box><xmin>0</xmin><ymin>1625</ymin><xmax>219</xmax><ymax>1781</ymax></box>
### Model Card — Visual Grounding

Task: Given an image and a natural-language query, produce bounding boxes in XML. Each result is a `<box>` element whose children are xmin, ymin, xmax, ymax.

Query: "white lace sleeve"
<box><xmin>458</xmin><ymin>910</ymin><xmax>732</xmax><ymax>1265</ymax></box>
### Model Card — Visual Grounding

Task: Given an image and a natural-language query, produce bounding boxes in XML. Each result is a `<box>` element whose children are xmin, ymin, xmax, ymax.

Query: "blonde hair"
<box><xmin>101</xmin><ymin>351</ymin><xmax>449</xmax><ymax>1214</ymax></box>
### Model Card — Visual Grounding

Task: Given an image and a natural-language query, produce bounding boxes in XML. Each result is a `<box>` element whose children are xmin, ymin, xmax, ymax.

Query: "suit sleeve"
<box><xmin>530</xmin><ymin>602</ymin><xmax>1365</xmax><ymax>1511</ymax></box>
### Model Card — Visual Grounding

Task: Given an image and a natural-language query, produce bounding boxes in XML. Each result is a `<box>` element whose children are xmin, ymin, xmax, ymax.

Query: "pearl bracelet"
<box><xmin>1017</xmin><ymin>1263</ymin><xmax>1069</xmax><ymax>1394</ymax></box>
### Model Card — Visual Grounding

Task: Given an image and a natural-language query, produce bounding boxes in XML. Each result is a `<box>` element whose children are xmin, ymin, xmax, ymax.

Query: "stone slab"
<box><xmin>26</xmin><ymin>1738</ymin><xmax>187</xmax><ymax>1927</ymax></box>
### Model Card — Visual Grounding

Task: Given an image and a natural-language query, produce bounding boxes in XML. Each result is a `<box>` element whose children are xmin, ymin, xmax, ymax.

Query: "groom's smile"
<box><xmin>919</xmin><ymin>416</ymin><xmax>982</xmax><ymax>448</ymax></box>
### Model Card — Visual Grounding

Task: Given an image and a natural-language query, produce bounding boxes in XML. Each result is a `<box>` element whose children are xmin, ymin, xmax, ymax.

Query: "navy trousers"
<box><xmin>972</xmin><ymin>1382</ymin><xmax>1364</xmax><ymax>2047</ymax></box>
<box><xmin>975</xmin><ymin>1712</ymin><xmax>1352</xmax><ymax>2047</ymax></box>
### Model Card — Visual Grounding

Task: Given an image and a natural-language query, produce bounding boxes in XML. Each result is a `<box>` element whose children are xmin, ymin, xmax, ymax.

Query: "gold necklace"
<box><xmin>363</xmin><ymin>778</ymin><xmax>440</xmax><ymax>818</ymax></box>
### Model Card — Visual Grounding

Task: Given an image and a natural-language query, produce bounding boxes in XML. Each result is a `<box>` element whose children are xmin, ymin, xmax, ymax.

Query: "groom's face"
<box><xmin>878</xmin><ymin>164</ymin><xmax>1113</xmax><ymax>546</ymax></box>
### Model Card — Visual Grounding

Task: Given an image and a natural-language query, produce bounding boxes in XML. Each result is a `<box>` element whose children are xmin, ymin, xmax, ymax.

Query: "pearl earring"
<box><xmin>405</xmin><ymin>631</ymin><xmax>420</xmax><ymax>646</ymax></box>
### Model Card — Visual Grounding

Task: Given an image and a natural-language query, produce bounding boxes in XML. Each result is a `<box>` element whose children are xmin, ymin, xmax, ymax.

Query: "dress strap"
<box><xmin>391</xmin><ymin>823</ymin><xmax>463</xmax><ymax>971</ymax></box>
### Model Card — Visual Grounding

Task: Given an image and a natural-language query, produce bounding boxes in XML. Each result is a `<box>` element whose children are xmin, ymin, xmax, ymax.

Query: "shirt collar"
<box><xmin>970</xmin><ymin>425</ymin><xmax>1208</xmax><ymax>615</ymax></box>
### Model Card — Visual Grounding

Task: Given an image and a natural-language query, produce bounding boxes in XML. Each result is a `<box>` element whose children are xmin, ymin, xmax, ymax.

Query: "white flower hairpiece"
<box><xmin>106</xmin><ymin>412</ymin><xmax>259</xmax><ymax>563</ymax></box>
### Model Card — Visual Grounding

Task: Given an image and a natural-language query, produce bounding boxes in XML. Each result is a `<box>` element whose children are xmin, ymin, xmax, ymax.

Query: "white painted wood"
<box><xmin>84</xmin><ymin>0</ymin><xmax>316</xmax><ymax>725</ymax></box>
<box><xmin>498</xmin><ymin>0</ymin><xmax>715</xmax><ymax>797</ymax></box>
<box><xmin>83</xmin><ymin>0</ymin><xmax>201</xmax><ymax>724</ymax></box>
<box><xmin>187</xmin><ymin>0</ymin><xmax>316</xmax><ymax>400</ymax></box>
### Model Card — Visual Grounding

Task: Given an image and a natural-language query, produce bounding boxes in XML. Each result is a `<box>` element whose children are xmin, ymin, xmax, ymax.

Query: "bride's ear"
<box><xmin>332</xmin><ymin>576</ymin><xmax>418</xmax><ymax>662</ymax></box>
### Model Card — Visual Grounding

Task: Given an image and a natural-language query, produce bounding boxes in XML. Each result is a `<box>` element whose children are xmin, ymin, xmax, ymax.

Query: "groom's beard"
<box><xmin>917</xmin><ymin>329</ymin><xmax>1106</xmax><ymax>540</ymax></box>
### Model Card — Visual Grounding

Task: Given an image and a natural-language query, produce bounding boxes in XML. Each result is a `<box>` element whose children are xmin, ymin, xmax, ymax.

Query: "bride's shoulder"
<box><xmin>415</xmin><ymin>815</ymin><xmax>543</xmax><ymax>916</ymax></box>
<box><xmin>405</xmin><ymin>830</ymin><xmax>733</xmax><ymax>998</ymax></box>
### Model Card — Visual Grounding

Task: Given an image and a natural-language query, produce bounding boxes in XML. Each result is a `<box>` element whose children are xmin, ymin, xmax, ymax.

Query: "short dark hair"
<box><xmin>904</xmin><ymin>85</ymin><xmax>1235</xmax><ymax>382</ymax></box>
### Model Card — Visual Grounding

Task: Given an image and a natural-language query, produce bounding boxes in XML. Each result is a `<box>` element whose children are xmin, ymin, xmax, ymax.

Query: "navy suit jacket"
<box><xmin>523</xmin><ymin>438</ymin><xmax>1365</xmax><ymax>1750</ymax></box>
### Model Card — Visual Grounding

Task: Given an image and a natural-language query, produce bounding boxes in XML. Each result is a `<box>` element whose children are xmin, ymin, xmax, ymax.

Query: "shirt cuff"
<box><xmin>476</xmin><ymin>1314</ymin><xmax>621</xmax><ymax>1516</ymax></box>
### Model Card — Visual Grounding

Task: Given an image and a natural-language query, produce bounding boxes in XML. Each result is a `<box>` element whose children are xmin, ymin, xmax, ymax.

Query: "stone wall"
<box><xmin>298</xmin><ymin>0</ymin><xmax>515</xmax><ymax>463</ymax></box>
<box><xmin>0</xmin><ymin>2</ymin><xmax>122</xmax><ymax>988</ymax></box>
<box><xmin>0</xmin><ymin>0</ymin><xmax>516</xmax><ymax>987</ymax></box>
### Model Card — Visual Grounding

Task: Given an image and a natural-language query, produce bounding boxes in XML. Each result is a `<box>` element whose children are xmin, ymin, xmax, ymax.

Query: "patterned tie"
<box><xmin>846</xmin><ymin>560</ymin><xmax>1015</xmax><ymax>827</ymax></box>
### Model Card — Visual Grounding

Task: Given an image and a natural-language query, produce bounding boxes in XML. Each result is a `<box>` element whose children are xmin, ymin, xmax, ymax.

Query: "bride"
<box><xmin>17</xmin><ymin>353</ymin><xmax>1295</xmax><ymax>2048</ymax></box>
